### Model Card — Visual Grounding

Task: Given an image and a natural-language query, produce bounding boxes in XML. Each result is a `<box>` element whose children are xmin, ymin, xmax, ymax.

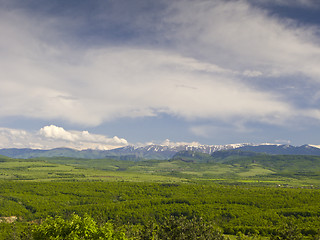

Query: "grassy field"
<box><xmin>0</xmin><ymin>155</ymin><xmax>319</xmax><ymax>187</ymax></box>
<box><xmin>0</xmin><ymin>157</ymin><xmax>188</xmax><ymax>183</ymax></box>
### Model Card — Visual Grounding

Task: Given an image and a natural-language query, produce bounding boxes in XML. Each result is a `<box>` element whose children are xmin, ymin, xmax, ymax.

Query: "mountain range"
<box><xmin>1</xmin><ymin>143</ymin><xmax>320</xmax><ymax>160</ymax></box>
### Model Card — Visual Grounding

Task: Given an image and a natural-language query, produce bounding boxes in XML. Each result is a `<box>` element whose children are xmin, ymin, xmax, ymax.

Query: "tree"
<box><xmin>153</xmin><ymin>216</ymin><xmax>225</xmax><ymax>240</ymax></box>
<box><xmin>31</xmin><ymin>214</ymin><xmax>128</xmax><ymax>240</ymax></box>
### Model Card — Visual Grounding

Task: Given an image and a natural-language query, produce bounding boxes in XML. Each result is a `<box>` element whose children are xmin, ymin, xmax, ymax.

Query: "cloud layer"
<box><xmin>1</xmin><ymin>0</ymin><xmax>320</xmax><ymax>145</ymax></box>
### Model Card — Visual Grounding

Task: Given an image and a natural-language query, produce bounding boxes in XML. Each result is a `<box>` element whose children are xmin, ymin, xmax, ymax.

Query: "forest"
<box><xmin>0</xmin><ymin>152</ymin><xmax>320</xmax><ymax>239</ymax></box>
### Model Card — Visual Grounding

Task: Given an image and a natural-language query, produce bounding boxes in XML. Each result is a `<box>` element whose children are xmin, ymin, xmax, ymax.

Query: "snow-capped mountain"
<box><xmin>108</xmin><ymin>143</ymin><xmax>252</xmax><ymax>155</ymax></box>
<box><xmin>0</xmin><ymin>143</ymin><xmax>320</xmax><ymax>160</ymax></box>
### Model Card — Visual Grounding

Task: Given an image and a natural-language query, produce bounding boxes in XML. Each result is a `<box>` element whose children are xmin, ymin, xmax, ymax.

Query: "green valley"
<box><xmin>0</xmin><ymin>151</ymin><xmax>320</xmax><ymax>239</ymax></box>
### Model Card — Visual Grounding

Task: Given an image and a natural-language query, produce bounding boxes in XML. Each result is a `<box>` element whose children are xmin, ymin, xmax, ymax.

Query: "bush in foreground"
<box><xmin>27</xmin><ymin>214</ymin><xmax>226</xmax><ymax>240</ymax></box>
<box><xmin>31</xmin><ymin>214</ymin><xmax>127</xmax><ymax>240</ymax></box>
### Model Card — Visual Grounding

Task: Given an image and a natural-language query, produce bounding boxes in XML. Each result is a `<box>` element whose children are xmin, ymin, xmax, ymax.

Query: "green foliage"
<box><xmin>32</xmin><ymin>214</ymin><xmax>127</xmax><ymax>240</ymax></box>
<box><xmin>0</xmin><ymin>181</ymin><xmax>320</xmax><ymax>238</ymax></box>
<box><xmin>155</xmin><ymin>215</ymin><xmax>225</xmax><ymax>240</ymax></box>
<box><xmin>30</xmin><ymin>215</ymin><xmax>226</xmax><ymax>240</ymax></box>
<box><xmin>1</xmin><ymin>152</ymin><xmax>320</xmax><ymax>239</ymax></box>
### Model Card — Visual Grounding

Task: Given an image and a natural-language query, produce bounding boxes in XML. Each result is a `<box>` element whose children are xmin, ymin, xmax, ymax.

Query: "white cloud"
<box><xmin>160</xmin><ymin>139</ymin><xmax>201</xmax><ymax>147</ymax></box>
<box><xmin>38</xmin><ymin>125</ymin><xmax>128</xmax><ymax>149</ymax></box>
<box><xmin>0</xmin><ymin>126</ymin><xmax>128</xmax><ymax>150</ymax></box>
<box><xmin>79</xmin><ymin>47</ymin><xmax>297</xmax><ymax>124</ymax></box>
<box><xmin>40</xmin><ymin>125</ymin><xmax>77</xmax><ymax>141</ymax></box>
<box><xmin>0</xmin><ymin>1</ymin><xmax>320</xmax><ymax>133</ymax></box>
<box><xmin>165</xmin><ymin>0</ymin><xmax>320</xmax><ymax>80</ymax></box>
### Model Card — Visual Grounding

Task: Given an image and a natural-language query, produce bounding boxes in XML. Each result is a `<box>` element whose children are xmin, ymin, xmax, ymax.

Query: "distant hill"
<box><xmin>235</xmin><ymin>144</ymin><xmax>320</xmax><ymax>155</ymax></box>
<box><xmin>211</xmin><ymin>149</ymin><xmax>263</xmax><ymax>159</ymax></box>
<box><xmin>0</xmin><ymin>154</ymin><xmax>12</xmax><ymax>162</ymax></box>
<box><xmin>171</xmin><ymin>150</ymin><xmax>214</xmax><ymax>163</ymax></box>
<box><xmin>172</xmin><ymin>149</ymin><xmax>320</xmax><ymax>173</ymax></box>
<box><xmin>216</xmin><ymin>151</ymin><xmax>320</xmax><ymax>173</ymax></box>
<box><xmin>0</xmin><ymin>144</ymin><xmax>320</xmax><ymax>160</ymax></box>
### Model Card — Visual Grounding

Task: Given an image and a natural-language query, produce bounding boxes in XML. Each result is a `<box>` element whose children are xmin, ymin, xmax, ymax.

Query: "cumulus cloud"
<box><xmin>0</xmin><ymin>126</ymin><xmax>127</xmax><ymax>150</ymax></box>
<box><xmin>38</xmin><ymin>125</ymin><xmax>128</xmax><ymax>149</ymax></box>
<box><xmin>40</xmin><ymin>125</ymin><xmax>77</xmax><ymax>141</ymax></box>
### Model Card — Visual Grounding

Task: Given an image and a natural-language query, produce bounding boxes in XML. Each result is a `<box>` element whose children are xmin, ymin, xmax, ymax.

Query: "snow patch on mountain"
<box><xmin>309</xmin><ymin>145</ymin><xmax>320</xmax><ymax>149</ymax></box>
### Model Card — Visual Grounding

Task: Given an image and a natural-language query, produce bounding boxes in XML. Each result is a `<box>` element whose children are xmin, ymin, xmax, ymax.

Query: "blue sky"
<box><xmin>1</xmin><ymin>0</ymin><xmax>320</xmax><ymax>149</ymax></box>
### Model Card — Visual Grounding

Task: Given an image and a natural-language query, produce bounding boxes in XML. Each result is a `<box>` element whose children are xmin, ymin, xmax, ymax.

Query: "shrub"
<box><xmin>31</xmin><ymin>214</ymin><xmax>128</xmax><ymax>240</ymax></box>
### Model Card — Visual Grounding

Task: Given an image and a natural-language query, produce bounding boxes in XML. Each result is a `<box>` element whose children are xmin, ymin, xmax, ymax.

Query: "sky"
<box><xmin>1</xmin><ymin>0</ymin><xmax>320</xmax><ymax>150</ymax></box>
